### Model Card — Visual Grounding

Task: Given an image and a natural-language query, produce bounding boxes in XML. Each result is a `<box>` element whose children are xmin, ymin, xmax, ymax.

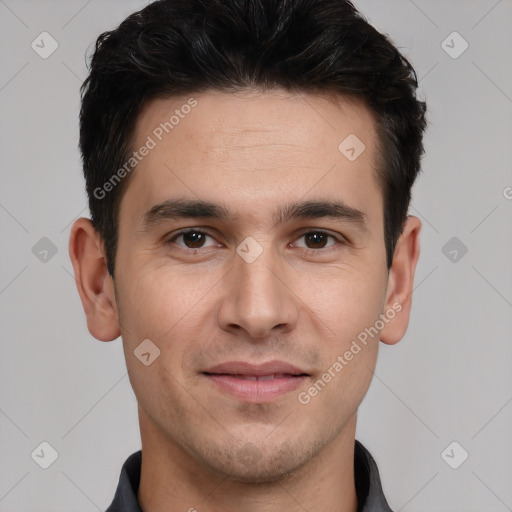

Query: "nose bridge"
<box><xmin>236</xmin><ymin>238</ymin><xmax>282</xmax><ymax>307</ymax></box>
<box><xmin>241</xmin><ymin>244</ymin><xmax>279</xmax><ymax>295</ymax></box>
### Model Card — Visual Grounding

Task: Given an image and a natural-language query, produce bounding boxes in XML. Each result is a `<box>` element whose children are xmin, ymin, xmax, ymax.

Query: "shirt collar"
<box><xmin>105</xmin><ymin>440</ymin><xmax>393</xmax><ymax>512</ymax></box>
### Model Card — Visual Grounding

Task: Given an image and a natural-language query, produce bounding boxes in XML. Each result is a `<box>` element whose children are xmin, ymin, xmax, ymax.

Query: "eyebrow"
<box><xmin>140</xmin><ymin>198</ymin><xmax>368</xmax><ymax>232</ymax></box>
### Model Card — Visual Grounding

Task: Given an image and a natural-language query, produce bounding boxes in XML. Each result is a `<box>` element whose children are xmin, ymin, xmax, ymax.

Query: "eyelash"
<box><xmin>165</xmin><ymin>228</ymin><xmax>346</xmax><ymax>255</ymax></box>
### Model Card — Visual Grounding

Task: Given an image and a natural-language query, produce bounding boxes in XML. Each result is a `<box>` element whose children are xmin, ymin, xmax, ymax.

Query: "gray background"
<box><xmin>1</xmin><ymin>0</ymin><xmax>511</xmax><ymax>510</ymax></box>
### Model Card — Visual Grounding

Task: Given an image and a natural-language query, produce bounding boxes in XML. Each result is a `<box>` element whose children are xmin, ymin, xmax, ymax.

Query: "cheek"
<box><xmin>115</xmin><ymin>269</ymin><xmax>208</xmax><ymax>421</ymax></box>
<box><xmin>301</xmin><ymin>271</ymin><xmax>384</xmax><ymax>401</ymax></box>
<box><xmin>117</xmin><ymin>262</ymin><xmax>213</xmax><ymax>341</ymax></box>
<box><xmin>305</xmin><ymin>264</ymin><xmax>386</xmax><ymax>336</ymax></box>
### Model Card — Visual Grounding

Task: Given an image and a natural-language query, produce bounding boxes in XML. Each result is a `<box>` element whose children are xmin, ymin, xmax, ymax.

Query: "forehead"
<box><xmin>135</xmin><ymin>89</ymin><xmax>377</xmax><ymax>156</ymax></box>
<box><xmin>121</xmin><ymin>89</ymin><xmax>382</xmax><ymax>226</ymax></box>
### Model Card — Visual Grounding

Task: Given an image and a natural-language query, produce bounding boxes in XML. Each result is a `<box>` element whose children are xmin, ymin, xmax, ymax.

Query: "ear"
<box><xmin>68</xmin><ymin>218</ymin><xmax>121</xmax><ymax>341</ymax></box>
<box><xmin>380</xmin><ymin>215</ymin><xmax>421</xmax><ymax>345</ymax></box>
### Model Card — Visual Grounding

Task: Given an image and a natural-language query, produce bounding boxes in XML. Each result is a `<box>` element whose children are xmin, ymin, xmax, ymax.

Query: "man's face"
<box><xmin>113</xmin><ymin>89</ymin><xmax>391</xmax><ymax>481</ymax></box>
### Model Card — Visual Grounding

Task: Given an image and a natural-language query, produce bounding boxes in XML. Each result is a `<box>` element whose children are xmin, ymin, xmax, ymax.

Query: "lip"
<box><xmin>202</xmin><ymin>360</ymin><xmax>310</xmax><ymax>403</ymax></box>
<box><xmin>204</xmin><ymin>360</ymin><xmax>309</xmax><ymax>377</ymax></box>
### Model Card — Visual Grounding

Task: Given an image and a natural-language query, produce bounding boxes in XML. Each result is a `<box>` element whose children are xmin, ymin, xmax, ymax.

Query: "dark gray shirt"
<box><xmin>105</xmin><ymin>440</ymin><xmax>393</xmax><ymax>511</ymax></box>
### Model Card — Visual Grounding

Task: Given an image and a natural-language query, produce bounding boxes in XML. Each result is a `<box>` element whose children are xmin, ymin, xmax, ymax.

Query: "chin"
<box><xmin>200</xmin><ymin>439</ymin><xmax>311</xmax><ymax>485</ymax></box>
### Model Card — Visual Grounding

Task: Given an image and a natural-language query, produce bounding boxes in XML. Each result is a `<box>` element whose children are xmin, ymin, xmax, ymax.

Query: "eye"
<box><xmin>166</xmin><ymin>229</ymin><xmax>219</xmax><ymax>249</ymax></box>
<box><xmin>293</xmin><ymin>231</ymin><xmax>341</xmax><ymax>251</ymax></box>
<box><xmin>164</xmin><ymin>228</ymin><xmax>345</xmax><ymax>254</ymax></box>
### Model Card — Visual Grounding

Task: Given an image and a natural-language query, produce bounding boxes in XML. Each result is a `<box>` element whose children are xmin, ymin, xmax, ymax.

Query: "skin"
<box><xmin>69</xmin><ymin>89</ymin><xmax>421</xmax><ymax>512</ymax></box>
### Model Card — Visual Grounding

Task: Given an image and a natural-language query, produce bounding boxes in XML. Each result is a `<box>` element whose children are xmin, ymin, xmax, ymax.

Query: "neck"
<box><xmin>137</xmin><ymin>409</ymin><xmax>359</xmax><ymax>512</ymax></box>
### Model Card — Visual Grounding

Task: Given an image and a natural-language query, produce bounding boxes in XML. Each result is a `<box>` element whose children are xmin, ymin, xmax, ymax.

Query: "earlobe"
<box><xmin>68</xmin><ymin>218</ymin><xmax>121</xmax><ymax>342</ymax></box>
<box><xmin>380</xmin><ymin>215</ymin><xmax>421</xmax><ymax>345</ymax></box>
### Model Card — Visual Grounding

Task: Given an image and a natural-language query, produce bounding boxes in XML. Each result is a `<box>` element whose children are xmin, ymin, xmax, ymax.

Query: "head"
<box><xmin>70</xmin><ymin>0</ymin><xmax>426</xmax><ymax>482</ymax></box>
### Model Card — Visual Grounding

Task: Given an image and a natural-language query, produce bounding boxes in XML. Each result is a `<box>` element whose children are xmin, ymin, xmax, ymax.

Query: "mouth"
<box><xmin>201</xmin><ymin>361</ymin><xmax>310</xmax><ymax>402</ymax></box>
<box><xmin>203</xmin><ymin>372</ymin><xmax>308</xmax><ymax>380</ymax></box>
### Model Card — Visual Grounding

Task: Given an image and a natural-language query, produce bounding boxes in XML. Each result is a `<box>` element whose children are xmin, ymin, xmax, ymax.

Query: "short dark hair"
<box><xmin>79</xmin><ymin>0</ymin><xmax>427</xmax><ymax>277</ymax></box>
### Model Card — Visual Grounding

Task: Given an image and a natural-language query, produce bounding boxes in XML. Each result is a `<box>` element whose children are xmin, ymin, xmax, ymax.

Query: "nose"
<box><xmin>217</xmin><ymin>243</ymin><xmax>299</xmax><ymax>340</ymax></box>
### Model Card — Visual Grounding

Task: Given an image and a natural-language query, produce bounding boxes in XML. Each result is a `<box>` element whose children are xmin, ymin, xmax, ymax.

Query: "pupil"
<box><xmin>184</xmin><ymin>232</ymin><xmax>204</xmax><ymax>248</ymax></box>
<box><xmin>306</xmin><ymin>233</ymin><xmax>326</xmax><ymax>248</ymax></box>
